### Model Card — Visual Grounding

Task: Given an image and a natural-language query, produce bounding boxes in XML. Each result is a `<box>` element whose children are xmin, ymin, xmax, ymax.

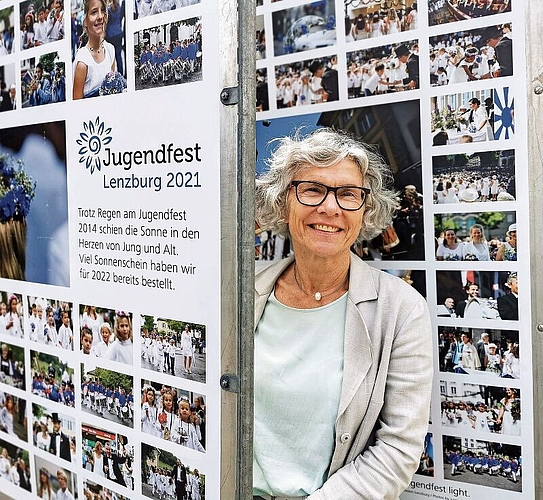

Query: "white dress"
<box><xmin>500</xmin><ymin>398</ymin><xmax>521</xmax><ymax>436</ymax></box>
<box><xmin>462</xmin><ymin>241</ymin><xmax>490</xmax><ymax>261</ymax></box>
<box><xmin>36</xmin><ymin>432</ymin><xmax>51</xmax><ymax>451</ymax></box>
<box><xmin>93</xmin><ymin>452</ymin><xmax>105</xmax><ymax>476</ymax></box>
<box><xmin>73</xmin><ymin>41</ymin><xmax>115</xmax><ymax>97</ymax></box>
<box><xmin>181</xmin><ymin>332</ymin><xmax>194</xmax><ymax>357</ymax></box>
<box><xmin>436</xmin><ymin>243</ymin><xmax>464</xmax><ymax>261</ymax></box>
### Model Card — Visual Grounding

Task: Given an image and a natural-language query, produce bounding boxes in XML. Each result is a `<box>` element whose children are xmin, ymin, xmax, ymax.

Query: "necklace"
<box><xmin>293</xmin><ymin>264</ymin><xmax>349</xmax><ymax>302</ymax></box>
<box><xmin>88</xmin><ymin>41</ymin><xmax>104</xmax><ymax>54</ymax></box>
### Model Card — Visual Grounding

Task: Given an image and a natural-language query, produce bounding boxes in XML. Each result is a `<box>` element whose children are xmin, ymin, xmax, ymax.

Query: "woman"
<box><xmin>496</xmin><ymin>223</ymin><xmax>517</xmax><ymax>261</ymax></box>
<box><xmin>462</xmin><ymin>223</ymin><xmax>490</xmax><ymax>261</ymax></box>
<box><xmin>468</xmin><ymin>97</ymin><xmax>493</xmax><ymax>141</ymax></box>
<box><xmin>73</xmin><ymin>0</ymin><xmax>116</xmax><ymax>98</ymax></box>
<box><xmin>91</xmin><ymin>441</ymin><xmax>105</xmax><ymax>477</ymax></box>
<box><xmin>181</xmin><ymin>325</ymin><xmax>194</xmax><ymax>374</ymax></box>
<box><xmin>496</xmin><ymin>387</ymin><xmax>521</xmax><ymax>436</ymax></box>
<box><xmin>440</xmin><ymin>181</ymin><xmax>459</xmax><ymax>204</ymax></box>
<box><xmin>36</xmin><ymin>416</ymin><xmax>51</xmax><ymax>451</ymax></box>
<box><xmin>448</xmin><ymin>47</ymin><xmax>480</xmax><ymax>85</ymax></box>
<box><xmin>436</xmin><ymin>229</ymin><xmax>463</xmax><ymax>261</ymax></box>
<box><xmin>38</xmin><ymin>468</ymin><xmax>56</xmax><ymax>500</ymax></box>
<box><xmin>502</xmin><ymin>343</ymin><xmax>520</xmax><ymax>378</ymax></box>
<box><xmin>5</xmin><ymin>295</ymin><xmax>22</xmax><ymax>338</ymax></box>
<box><xmin>253</xmin><ymin>129</ymin><xmax>432</xmax><ymax>499</ymax></box>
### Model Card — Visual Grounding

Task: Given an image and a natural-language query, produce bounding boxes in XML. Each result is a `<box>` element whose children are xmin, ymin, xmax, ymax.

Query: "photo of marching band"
<box><xmin>134</xmin><ymin>17</ymin><xmax>202</xmax><ymax>91</ymax></box>
<box><xmin>19</xmin><ymin>0</ymin><xmax>65</xmax><ymax>50</ymax></box>
<box><xmin>20</xmin><ymin>52</ymin><xmax>66</xmax><ymax>107</ymax></box>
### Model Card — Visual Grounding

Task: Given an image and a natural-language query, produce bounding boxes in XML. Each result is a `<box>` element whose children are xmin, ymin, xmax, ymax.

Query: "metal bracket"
<box><xmin>220</xmin><ymin>373</ymin><xmax>239</xmax><ymax>393</ymax></box>
<box><xmin>220</xmin><ymin>86</ymin><xmax>239</xmax><ymax>106</ymax></box>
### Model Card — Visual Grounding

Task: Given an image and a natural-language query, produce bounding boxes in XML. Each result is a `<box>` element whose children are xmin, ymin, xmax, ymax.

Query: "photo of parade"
<box><xmin>0</xmin><ymin>7</ymin><xmax>15</xmax><ymax>57</ymax></box>
<box><xmin>443</xmin><ymin>436</ymin><xmax>521</xmax><ymax>492</ymax></box>
<box><xmin>434</xmin><ymin>210</ymin><xmax>516</xmax><ymax>261</ymax></box>
<box><xmin>0</xmin><ymin>341</ymin><xmax>25</xmax><ymax>389</ymax></box>
<box><xmin>437</xmin><ymin>326</ymin><xmax>519</xmax><ymax>378</ymax></box>
<box><xmin>429</xmin><ymin>23</ymin><xmax>512</xmax><ymax>86</ymax></box>
<box><xmin>415</xmin><ymin>433</ymin><xmax>434</xmax><ymax>477</ymax></box>
<box><xmin>21</xmin><ymin>52</ymin><xmax>66</xmax><ymax>107</ymax></box>
<box><xmin>82</xmin><ymin>423</ymin><xmax>134</xmax><ymax>490</ymax></box>
<box><xmin>0</xmin><ymin>389</ymin><xmax>26</xmax><ymax>443</ymax></box>
<box><xmin>27</xmin><ymin>297</ymin><xmax>73</xmax><ymax>349</ymax></box>
<box><xmin>35</xmin><ymin>454</ymin><xmax>78</xmax><ymax>498</ymax></box>
<box><xmin>84</xmin><ymin>479</ymin><xmax>131</xmax><ymax>500</ymax></box>
<box><xmin>81</xmin><ymin>364</ymin><xmax>134</xmax><ymax>428</ymax></box>
<box><xmin>134</xmin><ymin>17</ymin><xmax>202</xmax><ymax>91</ymax></box>
<box><xmin>272</xmin><ymin>0</ymin><xmax>336</xmax><ymax>56</ymax></box>
<box><xmin>0</xmin><ymin>293</ymin><xmax>23</xmax><ymax>339</ymax></box>
<box><xmin>134</xmin><ymin>0</ymin><xmax>199</xmax><ymax>19</ymax></box>
<box><xmin>432</xmin><ymin>148</ymin><xmax>515</xmax><ymax>203</ymax></box>
<box><xmin>0</xmin><ymin>121</ymin><xmax>69</xmax><ymax>286</ymax></box>
<box><xmin>346</xmin><ymin>39</ymin><xmax>419</xmax><ymax>98</ymax></box>
<box><xmin>141</xmin><ymin>380</ymin><xmax>206</xmax><ymax>452</ymax></box>
<box><xmin>142</xmin><ymin>442</ymin><xmax>205</xmax><ymax>500</ymax></box>
<box><xmin>441</xmin><ymin>382</ymin><xmax>520</xmax><ymax>436</ymax></box>
<box><xmin>344</xmin><ymin>0</ymin><xmax>418</xmax><ymax>41</ymax></box>
<box><xmin>19</xmin><ymin>0</ymin><xmax>65</xmax><ymax>50</ymax></box>
<box><xmin>0</xmin><ymin>439</ymin><xmax>31</xmax><ymax>491</ymax></box>
<box><xmin>31</xmin><ymin>351</ymin><xmax>75</xmax><ymax>407</ymax></box>
<box><xmin>436</xmin><ymin>270</ymin><xmax>518</xmax><ymax>321</ymax></box>
<box><xmin>256</xmin><ymin>102</ymin><xmax>423</xmax><ymax>262</ymax></box>
<box><xmin>72</xmin><ymin>0</ymin><xmax>127</xmax><ymax>98</ymax></box>
<box><xmin>80</xmin><ymin>306</ymin><xmax>134</xmax><ymax>365</ymax></box>
<box><xmin>431</xmin><ymin>87</ymin><xmax>514</xmax><ymax>145</ymax></box>
<box><xmin>274</xmin><ymin>54</ymin><xmax>339</xmax><ymax>107</ymax></box>
<box><xmin>428</xmin><ymin>0</ymin><xmax>511</xmax><ymax>27</ymax></box>
<box><xmin>0</xmin><ymin>64</ymin><xmax>17</xmax><ymax>112</ymax></box>
<box><xmin>140</xmin><ymin>315</ymin><xmax>206</xmax><ymax>384</ymax></box>
<box><xmin>32</xmin><ymin>404</ymin><xmax>75</xmax><ymax>462</ymax></box>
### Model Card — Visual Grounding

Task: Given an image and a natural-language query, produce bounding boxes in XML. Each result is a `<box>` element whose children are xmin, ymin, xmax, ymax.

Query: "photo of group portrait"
<box><xmin>0</xmin><ymin>293</ymin><xmax>24</xmax><ymax>339</ymax></box>
<box><xmin>443</xmin><ymin>436</ymin><xmax>521</xmax><ymax>492</ymax></box>
<box><xmin>434</xmin><ymin>210</ymin><xmax>516</xmax><ymax>261</ymax></box>
<box><xmin>19</xmin><ymin>0</ymin><xmax>64</xmax><ymax>50</ymax></box>
<box><xmin>82</xmin><ymin>423</ymin><xmax>134</xmax><ymax>490</ymax></box>
<box><xmin>0</xmin><ymin>440</ymin><xmax>31</xmax><ymax>491</ymax></box>
<box><xmin>437</xmin><ymin>326</ymin><xmax>519</xmax><ymax>378</ymax></box>
<box><xmin>134</xmin><ymin>18</ymin><xmax>202</xmax><ymax>91</ymax></box>
<box><xmin>32</xmin><ymin>403</ymin><xmax>75</xmax><ymax>462</ymax></box>
<box><xmin>432</xmin><ymin>148</ymin><xmax>516</xmax><ymax>203</ymax></box>
<box><xmin>81</xmin><ymin>364</ymin><xmax>134</xmax><ymax>428</ymax></box>
<box><xmin>142</xmin><ymin>442</ymin><xmax>205</xmax><ymax>500</ymax></box>
<box><xmin>72</xmin><ymin>0</ymin><xmax>127</xmax><ymax>98</ymax></box>
<box><xmin>21</xmin><ymin>53</ymin><xmax>66</xmax><ymax>107</ymax></box>
<box><xmin>80</xmin><ymin>306</ymin><xmax>133</xmax><ymax>365</ymax></box>
<box><xmin>346</xmin><ymin>39</ymin><xmax>419</xmax><ymax>98</ymax></box>
<box><xmin>140</xmin><ymin>315</ymin><xmax>206</xmax><ymax>383</ymax></box>
<box><xmin>429</xmin><ymin>23</ymin><xmax>512</xmax><ymax>87</ymax></box>
<box><xmin>31</xmin><ymin>350</ymin><xmax>76</xmax><ymax>407</ymax></box>
<box><xmin>26</xmin><ymin>297</ymin><xmax>73</xmax><ymax>349</ymax></box>
<box><xmin>344</xmin><ymin>0</ymin><xmax>418</xmax><ymax>41</ymax></box>
<box><xmin>141</xmin><ymin>379</ymin><xmax>206</xmax><ymax>452</ymax></box>
<box><xmin>428</xmin><ymin>0</ymin><xmax>511</xmax><ymax>27</ymax></box>
<box><xmin>35</xmin><ymin>454</ymin><xmax>78</xmax><ymax>499</ymax></box>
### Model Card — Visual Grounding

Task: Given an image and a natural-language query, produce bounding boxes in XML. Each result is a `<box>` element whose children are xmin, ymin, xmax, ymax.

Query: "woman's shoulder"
<box><xmin>74</xmin><ymin>47</ymin><xmax>91</xmax><ymax>65</ymax></box>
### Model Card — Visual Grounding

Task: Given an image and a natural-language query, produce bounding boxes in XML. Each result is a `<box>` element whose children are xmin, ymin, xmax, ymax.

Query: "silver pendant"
<box><xmin>315</xmin><ymin>292</ymin><xmax>322</xmax><ymax>301</ymax></box>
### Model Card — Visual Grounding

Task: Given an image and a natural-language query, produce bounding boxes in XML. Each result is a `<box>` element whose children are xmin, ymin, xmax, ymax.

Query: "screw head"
<box><xmin>535</xmin><ymin>85</ymin><xmax>543</xmax><ymax>95</ymax></box>
<box><xmin>221</xmin><ymin>90</ymin><xmax>229</xmax><ymax>102</ymax></box>
<box><xmin>537</xmin><ymin>324</ymin><xmax>543</xmax><ymax>333</ymax></box>
<box><xmin>220</xmin><ymin>377</ymin><xmax>229</xmax><ymax>388</ymax></box>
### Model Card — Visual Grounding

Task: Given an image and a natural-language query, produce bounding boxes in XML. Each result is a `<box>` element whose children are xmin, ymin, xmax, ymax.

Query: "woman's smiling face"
<box><xmin>286</xmin><ymin>159</ymin><xmax>365</xmax><ymax>262</ymax></box>
<box><xmin>85</xmin><ymin>0</ymin><xmax>107</xmax><ymax>39</ymax></box>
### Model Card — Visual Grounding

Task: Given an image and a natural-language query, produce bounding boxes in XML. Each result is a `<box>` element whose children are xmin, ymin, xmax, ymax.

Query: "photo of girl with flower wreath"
<box><xmin>0</xmin><ymin>122</ymin><xmax>68</xmax><ymax>285</ymax></box>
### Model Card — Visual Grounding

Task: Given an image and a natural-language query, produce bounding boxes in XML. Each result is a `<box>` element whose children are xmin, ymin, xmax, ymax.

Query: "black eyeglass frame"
<box><xmin>290</xmin><ymin>180</ymin><xmax>371</xmax><ymax>211</ymax></box>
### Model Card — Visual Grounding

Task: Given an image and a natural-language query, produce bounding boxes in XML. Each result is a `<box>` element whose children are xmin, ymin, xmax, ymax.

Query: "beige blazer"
<box><xmin>255</xmin><ymin>253</ymin><xmax>433</xmax><ymax>500</ymax></box>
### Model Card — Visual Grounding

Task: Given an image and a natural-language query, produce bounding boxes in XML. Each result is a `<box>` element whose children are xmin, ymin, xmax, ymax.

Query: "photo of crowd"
<box><xmin>429</xmin><ymin>24</ymin><xmax>512</xmax><ymax>86</ymax></box>
<box><xmin>0</xmin><ymin>341</ymin><xmax>25</xmax><ymax>390</ymax></box>
<box><xmin>434</xmin><ymin>211</ymin><xmax>516</xmax><ymax>261</ymax></box>
<box><xmin>142</xmin><ymin>442</ymin><xmax>205</xmax><ymax>500</ymax></box>
<box><xmin>272</xmin><ymin>0</ymin><xmax>336</xmax><ymax>56</ymax></box>
<box><xmin>32</xmin><ymin>404</ymin><xmax>75</xmax><ymax>462</ymax></box>
<box><xmin>0</xmin><ymin>7</ymin><xmax>15</xmax><ymax>57</ymax></box>
<box><xmin>141</xmin><ymin>380</ymin><xmax>206</xmax><ymax>452</ymax></box>
<box><xmin>82</xmin><ymin>424</ymin><xmax>134</xmax><ymax>490</ymax></box>
<box><xmin>436</xmin><ymin>270</ymin><xmax>518</xmax><ymax>321</ymax></box>
<box><xmin>19</xmin><ymin>0</ymin><xmax>64</xmax><ymax>50</ymax></box>
<box><xmin>80</xmin><ymin>306</ymin><xmax>134</xmax><ymax>365</ymax></box>
<box><xmin>35</xmin><ymin>455</ymin><xmax>77</xmax><ymax>499</ymax></box>
<box><xmin>0</xmin><ymin>292</ymin><xmax>23</xmax><ymax>339</ymax></box>
<box><xmin>443</xmin><ymin>436</ymin><xmax>521</xmax><ymax>492</ymax></box>
<box><xmin>26</xmin><ymin>297</ymin><xmax>73</xmax><ymax>349</ymax></box>
<box><xmin>346</xmin><ymin>40</ymin><xmax>419</xmax><ymax>98</ymax></box>
<box><xmin>134</xmin><ymin>18</ymin><xmax>202</xmax><ymax>91</ymax></box>
<box><xmin>140</xmin><ymin>315</ymin><xmax>206</xmax><ymax>384</ymax></box>
<box><xmin>274</xmin><ymin>55</ymin><xmax>339</xmax><ymax>107</ymax></box>
<box><xmin>21</xmin><ymin>53</ymin><xmax>66</xmax><ymax>107</ymax></box>
<box><xmin>437</xmin><ymin>326</ymin><xmax>519</xmax><ymax>376</ymax></box>
<box><xmin>428</xmin><ymin>0</ymin><xmax>511</xmax><ymax>26</ymax></box>
<box><xmin>134</xmin><ymin>0</ymin><xmax>199</xmax><ymax>19</ymax></box>
<box><xmin>84</xmin><ymin>479</ymin><xmax>131</xmax><ymax>500</ymax></box>
<box><xmin>432</xmin><ymin>149</ymin><xmax>516</xmax><ymax>203</ymax></box>
<box><xmin>81</xmin><ymin>365</ymin><xmax>134</xmax><ymax>428</ymax></box>
<box><xmin>0</xmin><ymin>390</ymin><xmax>27</xmax><ymax>442</ymax></box>
<box><xmin>31</xmin><ymin>351</ymin><xmax>75</xmax><ymax>407</ymax></box>
<box><xmin>344</xmin><ymin>0</ymin><xmax>418</xmax><ymax>41</ymax></box>
<box><xmin>0</xmin><ymin>440</ymin><xmax>31</xmax><ymax>491</ymax></box>
<box><xmin>441</xmin><ymin>382</ymin><xmax>520</xmax><ymax>435</ymax></box>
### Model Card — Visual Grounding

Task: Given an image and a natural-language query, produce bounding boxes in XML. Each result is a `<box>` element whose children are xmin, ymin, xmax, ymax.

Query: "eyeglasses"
<box><xmin>290</xmin><ymin>180</ymin><xmax>370</xmax><ymax>211</ymax></box>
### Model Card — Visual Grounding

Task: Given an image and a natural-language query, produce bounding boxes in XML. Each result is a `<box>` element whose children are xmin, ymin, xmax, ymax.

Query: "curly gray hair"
<box><xmin>255</xmin><ymin>128</ymin><xmax>398</xmax><ymax>241</ymax></box>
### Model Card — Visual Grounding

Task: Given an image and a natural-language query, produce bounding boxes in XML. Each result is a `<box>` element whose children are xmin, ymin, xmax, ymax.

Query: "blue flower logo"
<box><xmin>77</xmin><ymin>117</ymin><xmax>112</xmax><ymax>174</ymax></box>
